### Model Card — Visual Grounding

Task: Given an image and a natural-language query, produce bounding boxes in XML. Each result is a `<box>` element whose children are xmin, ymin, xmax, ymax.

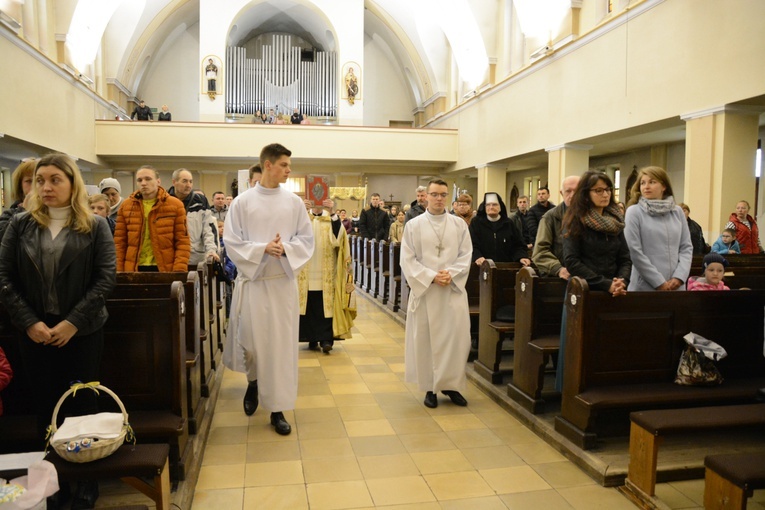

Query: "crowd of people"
<box><xmin>0</xmin><ymin>153</ymin><xmax>762</xmax><ymax>506</ymax></box>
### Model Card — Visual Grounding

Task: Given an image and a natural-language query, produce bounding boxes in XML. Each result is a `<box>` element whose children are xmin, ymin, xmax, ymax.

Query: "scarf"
<box><xmin>582</xmin><ymin>203</ymin><xmax>624</xmax><ymax>235</ymax></box>
<box><xmin>638</xmin><ymin>195</ymin><xmax>676</xmax><ymax>216</ymax></box>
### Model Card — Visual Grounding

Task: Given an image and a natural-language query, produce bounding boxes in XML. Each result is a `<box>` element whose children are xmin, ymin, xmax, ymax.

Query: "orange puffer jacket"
<box><xmin>115</xmin><ymin>186</ymin><xmax>191</xmax><ymax>271</ymax></box>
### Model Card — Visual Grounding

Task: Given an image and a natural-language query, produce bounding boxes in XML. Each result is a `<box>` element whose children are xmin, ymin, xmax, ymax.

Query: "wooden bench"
<box><xmin>466</xmin><ymin>263</ymin><xmax>480</xmax><ymax>360</ymax></box>
<box><xmin>0</xmin><ymin>306</ymin><xmax>37</xmax><ymax>454</ymax></box>
<box><xmin>362</xmin><ymin>238</ymin><xmax>374</xmax><ymax>293</ymax></box>
<box><xmin>99</xmin><ymin>282</ymin><xmax>190</xmax><ymax>481</ymax></box>
<box><xmin>369</xmin><ymin>239</ymin><xmax>380</xmax><ymax>297</ymax></box>
<box><xmin>386</xmin><ymin>242</ymin><xmax>402</xmax><ymax>313</ymax></box>
<box><xmin>507</xmin><ymin>267</ymin><xmax>567</xmax><ymax>413</ymax></box>
<box><xmin>398</xmin><ymin>266</ymin><xmax>410</xmax><ymax>322</ymax></box>
<box><xmin>625</xmin><ymin>403</ymin><xmax>765</xmax><ymax>498</ymax></box>
<box><xmin>113</xmin><ymin>271</ymin><xmax>203</xmax><ymax>436</ymax></box>
<box><xmin>201</xmin><ymin>261</ymin><xmax>218</xmax><ymax>373</ymax></box>
<box><xmin>351</xmin><ymin>235</ymin><xmax>362</xmax><ymax>287</ymax></box>
<box><xmin>554</xmin><ymin>277</ymin><xmax>765</xmax><ymax>449</ymax></box>
<box><xmin>704</xmin><ymin>452</ymin><xmax>765</xmax><ymax>510</ymax></box>
<box><xmin>474</xmin><ymin>260</ymin><xmax>522</xmax><ymax>383</ymax></box>
<box><xmin>45</xmin><ymin>444</ymin><xmax>171</xmax><ymax>510</ymax></box>
<box><xmin>0</xmin><ymin>282</ymin><xmax>189</xmax><ymax>480</ymax></box>
<box><xmin>377</xmin><ymin>240</ymin><xmax>390</xmax><ymax>305</ymax></box>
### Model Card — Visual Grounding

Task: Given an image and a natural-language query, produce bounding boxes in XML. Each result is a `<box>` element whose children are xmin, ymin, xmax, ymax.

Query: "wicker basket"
<box><xmin>49</xmin><ymin>383</ymin><xmax>131</xmax><ymax>463</ymax></box>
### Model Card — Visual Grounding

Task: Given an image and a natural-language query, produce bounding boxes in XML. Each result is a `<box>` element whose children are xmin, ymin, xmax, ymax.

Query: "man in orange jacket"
<box><xmin>114</xmin><ymin>165</ymin><xmax>191</xmax><ymax>271</ymax></box>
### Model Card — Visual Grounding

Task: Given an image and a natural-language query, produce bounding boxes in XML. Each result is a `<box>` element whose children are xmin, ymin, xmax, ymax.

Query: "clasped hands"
<box><xmin>656</xmin><ymin>278</ymin><xmax>683</xmax><ymax>291</ymax></box>
<box><xmin>608</xmin><ymin>277</ymin><xmax>627</xmax><ymax>297</ymax></box>
<box><xmin>433</xmin><ymin>269</ymin><xmax>452</xmax><ymax>287</ymax></box>
<box><xmin>266</xmin><ymin>233</ymin><xmax>284</xmax><ymax>258</ymax></box>
<box><xmin>26</xmin><ymin>320</ymin><xmax>78</xmax><ymax>347</ymax></box>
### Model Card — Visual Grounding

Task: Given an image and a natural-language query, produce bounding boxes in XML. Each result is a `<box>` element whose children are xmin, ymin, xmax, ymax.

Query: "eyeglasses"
<box><xmin>590</xmin><ymin>187</ymin><xmax>612</xmax><ymax>196</ymax></box>
<box><xmin>428</xmin><ymin>192</ymin><xmax>448</xmax><ymax>199</ymax></box>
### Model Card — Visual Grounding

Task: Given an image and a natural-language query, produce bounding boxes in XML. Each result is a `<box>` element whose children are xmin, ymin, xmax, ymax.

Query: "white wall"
<box><xmin>141</xmin><ymin>22</ymin><xmax>201</xmax><ymax>122</ymax></box>
<box><xmin>366</xmin><ymin>174</ymin><xmax>418</xmax><ymax>207</ymax></box>
<box><xmin>363</xmin><ymin>34</ymin><xmax>416</xmax><ymax>126</ymax></box>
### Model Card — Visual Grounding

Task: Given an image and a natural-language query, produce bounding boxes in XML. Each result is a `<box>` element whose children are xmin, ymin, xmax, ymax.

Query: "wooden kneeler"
<box><xmin>703</xmin><ymin>453</ymin><xmax>765</xmax><ymax>510</ymax></box>
<box><xmin>46</xmin><ymin>444</ymin><xmax>171</xmax><ymax>510</ymax></box>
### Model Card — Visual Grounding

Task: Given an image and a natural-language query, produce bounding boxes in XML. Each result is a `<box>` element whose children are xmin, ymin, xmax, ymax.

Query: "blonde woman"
<box><xmin>0</xmin><ymin>158</ymin><xmax>36</xmax><ymax>239</ymax></box>
<box><xmin>0</xmin><ymin>154</ymin><xmax>116</xmax><ymax>504</ymax></box>
<box><xmin>625</xmin><ymin>166</ymin><xmax>692</xmax><ymax>291</ymax></box>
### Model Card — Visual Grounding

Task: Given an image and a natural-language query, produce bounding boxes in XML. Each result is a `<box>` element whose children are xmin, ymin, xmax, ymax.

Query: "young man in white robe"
<box><xmin>223</xmin><ymin>143</ymin><xmax>314</xmax><ymax>435</ymax></box>
<box><xmin>400</xmin><ymin>179</ymin><xmax>473</xmax><ymax>408</ymax></box>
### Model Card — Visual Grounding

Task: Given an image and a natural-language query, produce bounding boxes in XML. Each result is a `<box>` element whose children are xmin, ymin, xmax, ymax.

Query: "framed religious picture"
<box><xmin>305</xmin><ymin>175</ymin><xmax>330</xmax><ymax>207</ymax></box>
<box><xmin>202</xmin><ymin>55</ymin><xmax>222</xmax><ymax>99</ymax></box>
<box><xmin>341</xmin><ymin>62</ymin><xmax>361</xmax><ymax>105</ymax></box>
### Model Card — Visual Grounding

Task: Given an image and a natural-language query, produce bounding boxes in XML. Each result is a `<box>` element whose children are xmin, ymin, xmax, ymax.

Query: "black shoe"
<box><xmin>243</xmin><ymin>380</ymin><xmax>258</xmax><ymax>416</ymax></box>
<box><xmin>321</xmin><ymin>341</ymin><xmax>333</xmax><ymax>354</ymax></box>
<box><xmin>442</xmin><ymin>390</ymin><xmax>468</xmax><ymax>406</ymax></box>
<box><xmin>270</xmin><ymin>412</ymin><xmax>292</xmax><ymax>435</ymax></box>
<box><xmin>424</xmin><ymin>391</ymin><xmax>438</xmax><ymax>408</ymax></box>
<box><xmin>70</xmin><ymin>480</ymin><xmax>99</xmax><ymax>510</ymax></box>
<box><xmin>308</xmin><ymin>341</ymin><xmax>319</xmax><ymax>351</ymax></box>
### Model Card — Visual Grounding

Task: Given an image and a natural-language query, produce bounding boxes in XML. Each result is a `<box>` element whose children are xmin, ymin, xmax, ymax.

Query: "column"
<box><xmin>21</xmin><ymin>0</ymin><xmax>38</xmax><ymax>47</ymax></box>
<box><xmin>476</xmin><ymin>164</ymin><xmax>507</xmax><ymax>200</ymax></box>
<box><xmin>682</xmin><ymin>105</ymin><xmax>761</xmax><ymax>239</ymax></box>
<box><xmin>545</xmin><ymin>144</ymin><xmax>592</xmax><ymax>199</ymax></box>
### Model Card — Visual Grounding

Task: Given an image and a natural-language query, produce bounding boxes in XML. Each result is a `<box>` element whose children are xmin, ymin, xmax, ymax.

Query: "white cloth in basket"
<box><xmin>51</xmin><ymin>412</ymin><xmax>124</xmax><ymax>443</ymax></box>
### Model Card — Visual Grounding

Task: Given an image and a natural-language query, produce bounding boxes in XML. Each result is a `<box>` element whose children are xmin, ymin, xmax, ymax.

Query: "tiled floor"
<box><xmin>191</xmin><ymin>296</ymin><xmax>645</xmax><ymax>510</ymax></box>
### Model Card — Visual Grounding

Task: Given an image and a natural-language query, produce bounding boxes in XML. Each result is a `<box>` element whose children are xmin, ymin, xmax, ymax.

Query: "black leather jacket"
<box><xmin>0</xmin><ymin>212</ymin><xmax>116</xmax><ymax>335</ymax></box>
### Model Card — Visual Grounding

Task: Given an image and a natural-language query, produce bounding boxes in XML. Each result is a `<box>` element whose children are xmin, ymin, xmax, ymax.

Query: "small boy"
<box><xmin>711</xmin><ymin>228</ymin><xmax>741</xmax><ymax>255</ymax></box>
<box><xmin>688</xmin><ymin>252</ymin><xmax>730</xmax><ymax>291</ymax></box>
<box><xmin>88</xmin><ymin>193</ymin><xmax>116</xmax><ymax>235</ymax></box>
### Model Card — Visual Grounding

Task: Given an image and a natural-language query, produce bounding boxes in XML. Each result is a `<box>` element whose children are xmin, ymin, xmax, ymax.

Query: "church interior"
<box><xmin>1</xmin><ymin>0</ymin><xmax>765</xmax><ymax>508</ymax></box>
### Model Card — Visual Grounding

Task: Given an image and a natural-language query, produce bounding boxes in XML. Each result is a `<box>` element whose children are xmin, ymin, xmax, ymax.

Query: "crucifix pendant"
<box><xmin>436</xmin><ymin>243</ymin><xmax>444</xmax><ymax>256</ymax></box>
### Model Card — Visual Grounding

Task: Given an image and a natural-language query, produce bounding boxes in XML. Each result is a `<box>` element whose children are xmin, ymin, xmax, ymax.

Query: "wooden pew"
<box><xmin>369</xmin><ymin>239</ymin><xmax>380</xmax><ymax>297</ymax></box>
<box><xmin>387</xmin><ymin>242</ymin><xmax>402</xmax><ymax>313</ymax></box>
<box><xmin>554</xmin><ymin>277</ymin><xmax>765</xmax><ymax>449</ymax></box>
<box><xmin>625</xmin><ymin>403</ymin><xmax>765</xmax><ymax>499</ymax></box>
<box><xmin>377</xmin><ymin>240</ymin><xmax>390</xmax><ymax>304</ymax></box>
<box><xmin>192</xmin><ymin>262</ymin><xmax>215</xmax><ymax>397</ymax></box>
<box><xmin>203</xmin><ymin>260</ymin><xmax>223</xmax><ymax>390</ymax></box>
<box><xmin>362</xmin><ymin>238</ymin><xmax>373</xmax><ymax>292</ymax></box>
<box><xmin>0</xmin><ymin>306</ymin><xmax>37</xmax><ymax>453</ymax></box>
<box><xmin>474</xmin><ymin>260</ymin><xmax>522</xmax><ymax>383</ymax></box>
<box><xmin>466</xmin><ymin>263</ymin><xmax>481</xmax><ymax>360</ymax></box>
<box><xmin>351</xmin><ymin>235</ymin><xmax>362</xmax><ymax>287</ymax></box>
<box><xmin>114</xmin><ymin>271</ymin><xmax>204</xmax><ymax>437</ymax></box>
<box><xmin>691</xmin><ymin>253</ymin><xmax>765</xmax><ymax>271</ymax></box>
<box><xmin>398</xmin><ymin>268</ymin><xmax>410</xmax><ymax>321</ymax></box>
<box><xmin>507</xmin><ymin>267</ymin><xmax>567</xmax><ymax>413</ymax></box>
<box><xmin>0</xmin><ymin>282</ymin><xmax>190</xmax><ymax>480</ymax></box>
<box><xmin>102</xmin><ymin>280</ymin><xmax>190</xmax><ymax>481</ymax></box>
<box><xmin>704</xmin><ymin>452</ymin><xmax>765</xmax><ymax>510</ymax></box>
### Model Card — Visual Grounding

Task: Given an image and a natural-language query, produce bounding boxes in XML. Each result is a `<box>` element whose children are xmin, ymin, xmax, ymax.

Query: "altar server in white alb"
<box><xmin>223</xmin><ymin>143</ymin><xmax>314</xmax><ymax>435</ymax></box>
<box><xmin>400</xmin><ymin>179</ymin><xmax>473</xmax><ymax>409</ymax></box>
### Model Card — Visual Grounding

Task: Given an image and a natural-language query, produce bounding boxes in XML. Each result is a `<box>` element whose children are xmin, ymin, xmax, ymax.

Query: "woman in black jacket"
<box><xmin>556</xmin><ymin>171</ymin><xmax>631</xmax><ymax>391</ymax></box>
<box><xmin>0</xmin><ymin>154</ymin><xmax>115</xmax><ymax>508</ymax></box>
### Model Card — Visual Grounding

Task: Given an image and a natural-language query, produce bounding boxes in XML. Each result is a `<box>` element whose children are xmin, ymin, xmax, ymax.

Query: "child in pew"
<box><xmin>711</xmin><ymin>228</ymin><xmax>741</xmax><ymax>255</ymax></box>
<box><xmin>0</xmin><ymin>345</ymin><xmax>11</xmax><ymax>416</ymax></box>
<box><xmin>688</xmin><ymin>252</ymin><xmax>730</xmax><ymax>291</ymax></box>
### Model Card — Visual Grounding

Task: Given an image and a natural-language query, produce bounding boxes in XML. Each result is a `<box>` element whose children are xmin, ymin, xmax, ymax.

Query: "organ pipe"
<box><xmin>225</xmin><ymin>36</ymin><xmax>338</xmax><ymax>119</ymax></box>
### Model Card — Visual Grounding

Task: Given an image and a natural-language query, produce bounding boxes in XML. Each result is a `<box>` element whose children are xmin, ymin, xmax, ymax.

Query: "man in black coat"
<box><xmin>131</xmin><ymin>100</ymin><xmax>153</xmax><ymax>121</ymax></box>
<box><xmin>527</xmin><ymin>186</ymin><xmax>556</xmax><ymax>241</ymax></box>
<box><xmin>469</xmin><ymin>192</ymin><xmax>531</xmax><ymax>266</ymax></box>
<box><xmin>358</xmin><ymin>193</ymin><xmax>390</xmax><ymax>241</ymax></box>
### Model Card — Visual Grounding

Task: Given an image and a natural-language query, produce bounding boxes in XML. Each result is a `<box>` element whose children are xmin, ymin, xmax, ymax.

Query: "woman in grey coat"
<box><xmin>624</xmin><ymin>166</ymin><xmax>692</xmax><ymax>291</ymax></box>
